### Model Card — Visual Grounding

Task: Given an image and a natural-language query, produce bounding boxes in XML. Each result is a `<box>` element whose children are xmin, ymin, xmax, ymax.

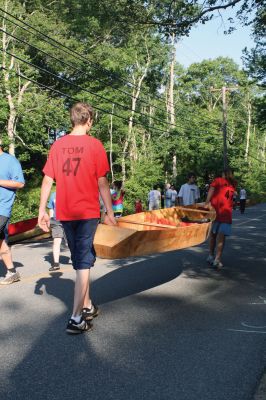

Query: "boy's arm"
<box><xmin>177</xmin><ymin>186</ymin><xmax>183</xmax><ymax>205</ymax></box>
<box><xmin>98</xmin><ymin>176</ymin><xmax>117</xmax><ymax>226</ymax></box>
<box><xmin>38</xmin><ymin>175</ymin><xmax>54</xmax><ymax>232</ymax></box>
<box><xmin>205</xmin><ymin>186</ymin><xmax>215</xmax><ymax>205</ymax></box>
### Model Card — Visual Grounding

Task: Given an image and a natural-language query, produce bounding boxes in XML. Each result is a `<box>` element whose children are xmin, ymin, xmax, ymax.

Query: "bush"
<box><xmin>11</xmin><ymin>188</ymin><xmax>41</xmax><ymax>223</ymax></box>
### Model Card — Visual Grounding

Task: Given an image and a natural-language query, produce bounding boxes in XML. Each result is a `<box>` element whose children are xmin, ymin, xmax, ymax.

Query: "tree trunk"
<box><xmin>168</xmin><ymin>33</ymin><xmax>176</xmax><ymax>179</ymax></box>
<box><xmin>244</xmin><ymin>97</ymin><xmax>252</xmax><ymax>162</ymax></box>
<box><xmin>121</xmin><ymin>138</ymin><xmax>129</xmax><ymax>184</ymax></box>
<box><xmin>126</xmin><ymin>39</ymin><xmax>151</xmax><ymax>175</ymax></box>
<box><xmin>109</xmin><ymin>104</ymin><xmax>114</xmax><ymax>182</ymax></box>
<box><xmin>1</xmin><ymin>1</ymin><xmax>31</xmax><ymax>155</ymax></box>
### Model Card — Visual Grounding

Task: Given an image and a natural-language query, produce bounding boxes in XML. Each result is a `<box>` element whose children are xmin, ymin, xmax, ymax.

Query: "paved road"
<box><xmin>0</xmin><ymin>204</ymin><xmax>266</xmax><ymax>400</ymax></box>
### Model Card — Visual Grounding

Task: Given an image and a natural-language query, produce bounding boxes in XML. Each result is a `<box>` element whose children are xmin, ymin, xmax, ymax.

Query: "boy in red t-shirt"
<box><xmin>38</xmin><ymin>102</ymin><xmax>116</xmax><ymax>334</ymax></box>
<box><xmin>205</xmin><ymin>168</ymin><xmax>237</xmax><ymax>270</ymax></box>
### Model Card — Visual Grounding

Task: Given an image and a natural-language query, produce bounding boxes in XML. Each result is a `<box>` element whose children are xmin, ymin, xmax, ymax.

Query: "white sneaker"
<box><xmin>206</xmin><ymin>255</ymin><xmax>214</xmax><ymax>265</ymax></box>
<box><xmin>0</xmin><ymin>271</ymin><xmax>20</xmax><ymax>285</ymax></box>
<box><xmin>213</xmin><ymin>260</ymin><xmax>223</xmax><ymax>269</ymax></box>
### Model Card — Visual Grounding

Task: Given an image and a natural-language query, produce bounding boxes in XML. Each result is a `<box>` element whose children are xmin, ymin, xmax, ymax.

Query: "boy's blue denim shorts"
<box><xmin>62</xmin><ymin>219</ymin><xmax>99</xmax><ymax>270</ymax></box>
<box><xmin>212</xmin><ymin>221</ymin><xmax>232</xmax><ymax>236</ymax></box>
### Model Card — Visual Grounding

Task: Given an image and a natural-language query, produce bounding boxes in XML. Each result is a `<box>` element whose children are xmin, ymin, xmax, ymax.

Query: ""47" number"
<box><xmin>62</xmin><ymin>158</ymin><xmax>81</xmax><ymax>176</ymax></box>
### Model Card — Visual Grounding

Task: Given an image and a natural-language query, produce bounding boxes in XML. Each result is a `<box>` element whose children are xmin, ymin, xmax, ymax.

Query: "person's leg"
<box><xmin>72</xmin><ymin>269</ymin><xmax>90</xmax><ymax>318</ymax></box>
<box><xmin>214</xmin><ymin>233</ymin><xmax>225</xmax><ymax>265</ymax></box>
<box><xmin>206</xmin><ymin>231</ymin><xmax>216</xmax><ymax>264</ymax></box>
<box><xmin>0</xmin><ymin>239</ymin><xmax>20</xmax><ymax>284</ymax></box>
<box><xmin>0</xmin><ymin>239</ymin><xmax>14</xmax><ymax>270</ymax></box>
<box><xmin>209</xmin><ymin>231</ymin><xmax>217</xmax><ymax>257</ymax></box>
<box><xmin>67</xmin><ymin>219</ymin><xmax>98</xmax><ymax>320</ymax></box>
<box><xmin>49</xmin><ymin>237</ymin><xmax>62</xmax><ymax>271</ymax></box>
<box><xmin>53</xmin><ymin>237</ymin><xmax>62</xmax><ymax>264</ymax></box>
<box><xmin>212</xmin><ymin>232</ymin><xmax>225</xmax><ymax>270</ymax></box>
<box><xmin>62</xmin><ymin>221</ymin><xmax>92</xmax><ymax>334</ymax></box>
<box><xmin>240</xmin><ymin>199</ymin><xmax>246</xmax><ymax>213</ymax></box>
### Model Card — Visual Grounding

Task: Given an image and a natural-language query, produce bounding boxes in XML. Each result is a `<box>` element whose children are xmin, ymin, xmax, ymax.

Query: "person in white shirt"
<box><xmin>164</xmin><ymin>183</ymin><xmax>172</xmax><ymax>208</ymax></box>
<box><xmin>178</xmin><ymin>173</ymin><xmax>200</xmax><ymax>206</ymax></box>
<box><xmin>148</xmin><ymin>185</ymin><xmax>161</xmax><ymax>210</ymax></box>
<box><xmin>170</xmin><ymin>185</ymin><xmax>178</xmax><ymax>206</ymax></box>
<box><xmin>239</xmin><ymin>187</ymin><xmax>247</xmax><ymax>214</ymax></box>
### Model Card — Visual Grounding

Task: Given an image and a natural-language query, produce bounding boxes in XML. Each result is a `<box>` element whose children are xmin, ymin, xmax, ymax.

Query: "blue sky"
<box><xmin>176</xmin><ymin>9</ymin><xmax>255</xmax><ymax>68</ymax></box>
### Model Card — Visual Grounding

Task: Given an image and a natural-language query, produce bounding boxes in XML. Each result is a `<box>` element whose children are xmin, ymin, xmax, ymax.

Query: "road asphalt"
<box><xmin>0</xmin><ymin>203</ymin><xmax>266</xmax><ymax>400</ymax></box>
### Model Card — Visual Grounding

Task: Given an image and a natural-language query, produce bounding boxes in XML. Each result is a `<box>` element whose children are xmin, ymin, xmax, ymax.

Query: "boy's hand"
<box><xmin>38</xmin><ymin>211</ymin><xmax>50</xmax><ymax>232</ymax></box>
<box><xmin>103</xmin><ymin>214</ymin><xmax>117</xmax><ymax>226</ymax></box>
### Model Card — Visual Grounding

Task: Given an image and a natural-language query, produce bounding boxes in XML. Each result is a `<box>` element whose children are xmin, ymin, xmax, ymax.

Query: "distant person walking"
<box><xmin>135</xmin><ymin>199</ymin><xmax>143</xmax><ymax>213</ymax></box>
<box><xmin>205</xmin><ymin>168</ymin><xmax>237</xmax><ymax>270</ymax></box>
<box><xmin>0</xmin><ymin>141</ymin><xmax>25</xmax><ymax>285</ymax></box>
<box><xmin>47</xmin><ymin>191</ymin><xmax>67</xmax><ymax>271</ymax></box>
<box><xmin>178</xmin><ymin>173</ymin><xmax>200</xmax><ymax>206</ymax></box>
<box><xmin>170</xmin><ymin>185</ymin><xmax>178</xmax><ymax>207</ymax></box>
<box><xmin>38</xmin><ymin>102</ymin><xmax>116</xmax><ymax>334</ymax></box>
<box><xmin>148</xmin><ymin>185</ymin><xmax>161</xmax><ymax>210</ymax></box>
<box><xmin>111</xmin><ymin>180</ymin><xmax>125</xmax><ymax>218</ymax></box>
<box><xmin>164</xmin><ymin>183</ymin><xmax>172</xmax><ymax>208</ymax></box>
<box><xmin>239</xmin><ymin>187</ymin><xmax>247</xmax><ymax>214</ymax></box>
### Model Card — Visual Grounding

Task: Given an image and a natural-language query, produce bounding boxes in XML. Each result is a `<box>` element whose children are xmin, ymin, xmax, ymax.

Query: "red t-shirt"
<box><xmin>210</xmin><ymin>177</ymin><xmax>236</xmax><ymax>223</ymax></box>
<box><xmin>43</xmin><ymin>134</ymin><xmax>110</xmax><ymax>220</ymax></box>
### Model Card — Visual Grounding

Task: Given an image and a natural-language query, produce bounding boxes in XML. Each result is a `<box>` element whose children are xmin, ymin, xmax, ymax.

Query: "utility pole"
<box><xmin>222</xmin><ymin>86</ymin><xmax>228</xmax><ymax>170</ymax></box>
<box><xmin>211</xmin><ymin>85</ymin><xmax>238</xmax><ymax>170</ymax></box>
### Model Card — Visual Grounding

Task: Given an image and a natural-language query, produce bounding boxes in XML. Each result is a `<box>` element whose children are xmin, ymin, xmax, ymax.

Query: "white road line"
<box><xmin>228</xmin><ymin>329</ymin><xmax>266</xmax><ymax>334</ymax></box>
<box><xmin>241</xmin><ymin>322</ymin><xmax>266</xmax><ymax>329</ymax></box>
<box><xmin>234</xmin><ymin>212</ymin><xmax>266</xmax><ymax>227</ymax></box>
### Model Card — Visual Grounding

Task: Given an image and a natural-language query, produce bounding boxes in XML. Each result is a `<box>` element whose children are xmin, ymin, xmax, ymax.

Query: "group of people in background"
<box><xmin>148</xmin><ymin>172</ymin><xmax>200</xmax><ymax>211</ymax></box>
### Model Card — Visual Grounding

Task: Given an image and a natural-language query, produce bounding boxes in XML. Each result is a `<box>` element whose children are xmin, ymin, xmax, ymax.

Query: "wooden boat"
<box><xmin>8</xmin><ymin>204</ymin><xmax>215</xmax><ymax>259</ymax></box>
<box><xmin>94</xmin><ymin>204</ymin><xmax>216</xmax><ymax>259</ymax></box>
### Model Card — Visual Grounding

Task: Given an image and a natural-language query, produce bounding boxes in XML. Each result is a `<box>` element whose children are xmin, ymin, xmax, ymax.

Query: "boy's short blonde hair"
<box><xmin>70</xmin><ymin>102</ymin><xmax>94</xmax><ymax>127</ymax></box>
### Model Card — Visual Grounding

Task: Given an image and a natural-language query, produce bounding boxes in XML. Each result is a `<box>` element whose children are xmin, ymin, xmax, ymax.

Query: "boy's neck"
<box><xmin>70</xmin><ymin>125</ymin><xmax>90</xmax><ymax>136</ymax></box>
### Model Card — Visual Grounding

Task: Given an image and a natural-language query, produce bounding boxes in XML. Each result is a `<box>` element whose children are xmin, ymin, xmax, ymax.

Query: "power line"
<box><xmin>1</xmin><ymin>65</ymin><xmax>172</xmax><ymax>136</ymax></box>
<box><xmin>1</xmin><ymin>34</ymin><xmax>221</xmax><ymax>134</ymax></box>
<box><xmin>2</xmin><ymin>44</ymin><xmax>176</xmax><ymax>131</ymax></box>
<box><xmin>0</xmin><ymin>8</ymin><xmax>178</xmax><ymax>113</ymax></box>
<box><xmin>1</xmin><ymin>11</ymin><xmax>226</xmax><ymax>133</ymax></box>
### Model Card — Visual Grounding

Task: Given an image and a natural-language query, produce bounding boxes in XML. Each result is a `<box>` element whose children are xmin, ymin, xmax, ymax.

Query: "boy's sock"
<box><xmin>71</xmin><ymin>315</ymin><xmax>82</xmax><ymax>323</ymax></box>
<box><xmin>7</xmin><ymin>267</ymin><xmax>17</xmax><ymax>274</ymax></box>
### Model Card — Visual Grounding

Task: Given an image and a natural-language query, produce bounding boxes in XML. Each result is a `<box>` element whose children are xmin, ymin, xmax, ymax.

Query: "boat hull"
<box><xmin>94</xmin><ymin>205</ymin><xmax>215</xmax><ymax>259</ymax></box>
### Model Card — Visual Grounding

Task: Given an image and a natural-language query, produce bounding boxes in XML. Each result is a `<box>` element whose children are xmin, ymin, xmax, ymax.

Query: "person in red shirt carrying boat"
<box><xmin>205</xmin><ymin>168</ymin><xmax>237</xmax><ymax>270</ymax></box>
<box><xmin>38</xmin><ymin>102</ymin><xmax>116</xmax><ymax>334</ymax></box>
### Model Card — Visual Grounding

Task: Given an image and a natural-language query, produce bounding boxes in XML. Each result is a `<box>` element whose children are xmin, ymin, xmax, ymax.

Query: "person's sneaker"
<box><xmin>206</xmin><ymin>255</ymin><xmax>214</xmax><ymax>265</ymax></box>
<box><xmin>66</xmin><ymin>317</ymin><xmax>92</xmax><ymax>334</ymax></box>
<box><xmin>0</xmin><ymin>271</ymin><xmax>20</xmax><ymax>285</ymax></box>
<box><xmin>213</xmin><ymin>259</ymin><xmax>223</xmax><ymax>270</ymax></box>
<box><xmin>82</xmin><ymin>304</ymin><xmax>99</xmax><ymax>321</ymax></box>
<box><xmin>49</xmin><ymin>263</ymin><xmax>60</xmax><ymax>272</ymax></box>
